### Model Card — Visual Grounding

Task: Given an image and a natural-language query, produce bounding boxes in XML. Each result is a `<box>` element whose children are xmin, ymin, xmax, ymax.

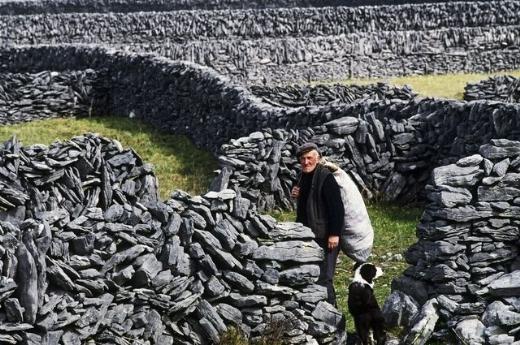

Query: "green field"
<box><xmin>0</xmin><ymin>117</ymin><xmax>217</xmax><ymax>200</ymax></box>
<box><xmin>341</xmin><ymin>70</ymin><xmax>520</xmax><ymax>100</ymax></box>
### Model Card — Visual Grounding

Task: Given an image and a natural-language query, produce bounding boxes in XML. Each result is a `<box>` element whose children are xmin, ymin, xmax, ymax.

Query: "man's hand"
<box><xmin>291</xmin><ymin>186</ymin><xmax>300</xmax><ymax>199</ymax></box>
<box><xmin>328</xmin><ymin>235</ymin><xmax>339</xmax><ymax>251</ymax></box>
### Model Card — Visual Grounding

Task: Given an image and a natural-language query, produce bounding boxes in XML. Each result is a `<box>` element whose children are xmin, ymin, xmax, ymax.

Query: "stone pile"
<box><xmin>383</xmin><ymin>139</ymin><xmax>520</xmax><ymax>344</ymax></box>
<box><xmin>0</xmin><ymin>134</ymin><xmax>346</xmax><ymax>344</ymax></box>
<box><xmin>250</xmin><ymin>83</ymin><xmax>416</xmax><ymax>107</ymax></box>
<box><xmin>464</xmin><ymin>75</ymin><xmax>520</xmax><ymax>103</ymax></box>
<box><xmin>0</xmin><ymin>70</ymin><xmax>107</xmax><ymax>125</ymax></box>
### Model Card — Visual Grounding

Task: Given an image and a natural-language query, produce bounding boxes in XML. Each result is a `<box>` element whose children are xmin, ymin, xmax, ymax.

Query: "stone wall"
<box><xmin>2</xmin><ymin>44</ymin><xmax>520</xmax><ymax>343</ymax></box>
<box><xmin>2</xmin><ymin>45</ymin><xmax>520</xmax><ymax>207</ymax></box>
<box><xmin>465</xmin><ymin>75</ymin><xmax>520</xmax><ymax>103</ymax></box>
<box><xmin>0</xmin><ymin>0</ymin><xmax>483</xmax><ymax>15</ymax></box>
<box><xmin>250</xmin><ymin>83</ymin><xmax>416</xmax><ymax>107</ymax></box>
<box><xmin>0</xmin><ymin>70</ymin><xmax>107</xmax><ymax>125</ymax></box>
<box><xmin>3</xmin><ymin>1</ymin><xmax>520</xmax><ymax>84</ymax></box>
<box><xmin>3</xmin><ymin>2</ymin><xmax>518</xmax><ymax>43</ymax></box>
<box><xmin>0</xmin><ymin>133</ymin><xmax>346</xmax><ymax>345</ymax></box>
<box><xmin>382</xmin><ymin>139</ymin><xmax>520</xmax><ymax>344</ymax></box>
<box><xmin>212</xmin><ymin>99</ymin><xmax>520</xmax><ymax>210</ymax></box>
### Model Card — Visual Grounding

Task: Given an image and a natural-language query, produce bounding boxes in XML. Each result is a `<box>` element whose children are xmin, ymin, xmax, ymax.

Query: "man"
<box><xmin>291</xmin><ymin>142</ymin><xmax>345</xmax><ymax>306</ymax></box>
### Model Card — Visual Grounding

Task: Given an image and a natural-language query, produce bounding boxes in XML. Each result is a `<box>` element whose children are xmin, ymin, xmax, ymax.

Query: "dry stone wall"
<box><xmin>3</xmin><ymin>45</ymin><xmax>520</xmax><ymax>207</ymax></box>
<box><xmin>212</xmin><ymin>98</ymin><xmax>520</xmax><ymax>210</ymax></box>
<box><xmin>3</xmin><ymin>1</ymin><xmax>520</xmax><ymax>84</ymax></box>
<box><xmin>3</xmin><ymin>2</ymin><xmax>518</xmax><ymax>43</ymax></box>
<box><xmin>0</xmin><ymin>70</ymin><xmax>107</xmax><ymax>125</ymax></box>
<box><xmin>465</xmin><ymin>75</ymin><xmax>520</xmax><ymax>103</ymax></box>
<box><xmin>0</xmin><ymin>133</ymin><xmax>346</xmax><ymax>345</ymax></box>
<box><xmin>382</xmin><ymin>139</ymin><xmax>520</xmax><ymax>344</ymax></box>
<box><xmin>250</xmin><ymin>83</ymin><xmax>416</xmax><ymax>107</ymax></box>
<box><xmin>0</xmin><ymin>0</ymin><xmax>486</xmax><ymax>15</ymax></box>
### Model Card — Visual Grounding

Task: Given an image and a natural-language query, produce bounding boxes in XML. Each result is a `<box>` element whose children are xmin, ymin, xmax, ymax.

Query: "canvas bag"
<box><xmin>321</xmin><ymin>159</ymin><xmax>374</xmax><ymax>262</ymax></box>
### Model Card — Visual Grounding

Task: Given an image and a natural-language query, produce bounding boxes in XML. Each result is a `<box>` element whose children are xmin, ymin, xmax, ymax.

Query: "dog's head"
<box><xmin>353</xmin><ymin>262</ymin><xmax>383</xmax><ymax>287</ymax></box>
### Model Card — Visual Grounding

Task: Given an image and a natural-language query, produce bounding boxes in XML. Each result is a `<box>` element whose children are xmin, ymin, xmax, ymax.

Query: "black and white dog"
<box><xmin>347</xmin><ymin>263</ymin><xmax>386</xmax><ymax>345</ymax></box>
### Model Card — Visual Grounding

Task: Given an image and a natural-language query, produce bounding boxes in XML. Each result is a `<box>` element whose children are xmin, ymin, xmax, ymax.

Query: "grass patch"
<box><xmin>0</xmin><ymin>116</ymin><xmax>217</xmax><ymax>200</ymax></box>
<box><xmin>320</xmin><ymin>69</ymin><xmax>520</xmax><ymax>100</ymax></box>
<box><xmin>270</xmin><ymin>203</ymin><xmax>422</xmax><ymax>335</ymax></box>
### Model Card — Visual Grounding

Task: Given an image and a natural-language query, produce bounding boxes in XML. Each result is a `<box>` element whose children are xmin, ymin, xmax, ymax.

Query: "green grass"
<box><xmin>327</xmin><ymin>70</ymin><xmax>520</xmax><ymax>100</ymax></box>
<box><xmin>271</xmin><ymin>203</ymin><xmax>422</xmax><ymax>335</ymax></box>
<box><xmin>0</xmin><ymin>117</ymin><xmax>217</xmax><ymax>200</ymax></box>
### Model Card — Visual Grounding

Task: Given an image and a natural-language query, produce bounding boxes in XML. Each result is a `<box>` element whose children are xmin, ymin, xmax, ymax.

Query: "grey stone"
<box><xmin>228</xmin><ymin>293</ymin><xmax>267</xmax><ymax>308</ymax></box>
<box><xmin>196</xmin><ymin>301</ymin><xmax>227</xmax><ymax>337</ymax></box>
<box><xmin>382</xmin><ymin>291</ymin><xmax>420</xmax><ymax>328</ymax></box>
<box><xmin>454</xmin><ymin>318</ymin><xmax>485</xmax><ymax>345</ymax></box>
<box><xmin>432</xmin><ymin>164</ymin><xmax>482</xmax><ymax>187</ymax></box>
<box><xmin>279</xmin><ymin>264</ymin><xmax>320</xmax><ymax>285</ymax></box>
<box><xmin>493</xmin><ymin>158</ymin><xmax>510</xmax><ymax>177</ymax></box>
<box><xmin>479</xmin><ymin>139</ymin><xmax>520</xmax><ymax>160</ymax></box>
<box><xmin>269</xmin><ymin>222</ymin><xmax>315</xmax><ymax>241</ymax></box>
<box><xmin>15</xmin><ymin>242</ymin><xmax>38</xmax><ymax>324</ymax></box>
<box><xmin>311</xmin><ymin>301</ymin><xmax>343</xmax><ymax>327</ymax></box>
<box><xmin>216</xmin><ymin>303</ymin><xmax>242</xmax><ymax>325</ymax></box>
<box><xmin>403</xmin><ymin>298</ymin><xmax>439</xmax><ymax>345</ymax></box>
<box><xmin>4</xmin><ymin>298</ymin><xmax>24</xmax><ymax>322</ymax></box>
<box><xmin>224</xmin><ymin>271</ymin><xmax>254</xmax><ymax>293</ymax></box>
<box><xmin>324</xmin><ymin>116</ymin><xmax>359</xmax><ymax>135</ymax></box>
<box><xmin>253</xmin><ymin>240</ymin><xmax>323</xmax><ymax>263</ymax></box>
<box><xmin>427</xmin><ymin>185</ymin><xmax>472</xmax><ymax>208</ymax></box>
<box><xmin>456</xmin><ymin>154</ymin><xmax>483</xmax><ymax>167</ymax></box>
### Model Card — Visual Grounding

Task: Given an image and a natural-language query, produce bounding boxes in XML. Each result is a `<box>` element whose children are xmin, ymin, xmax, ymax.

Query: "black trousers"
<box><xmin>316</xmin><ymin>238</ymin><xmax>340</xmax><ymax>306</ymax></box>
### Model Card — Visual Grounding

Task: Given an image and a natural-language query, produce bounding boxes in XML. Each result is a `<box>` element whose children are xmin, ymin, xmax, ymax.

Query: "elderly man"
<box><xmin>291</xmin><ymin>142</ymin><xmax>345</xmax><ymax>306</ymax></box>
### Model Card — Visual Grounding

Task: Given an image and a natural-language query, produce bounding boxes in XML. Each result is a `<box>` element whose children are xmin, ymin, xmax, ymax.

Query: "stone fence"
<box><xmin>2</xmin><ymin>45</ymin><xmax>520</xmax><ymax>208</ymax></box>
<box><xmin>0</xmin><ymin>134</ymin><xmax>345</xmax><ymax>345</ymax></box>
<box><xmin>0</xmin><ymin>0</ymin><xmax>484</xmax><ymax>15</ymax></box>
<box><xmin>0</xmin><ymin>70</ymin><xmax>108</xmax><ymax>125</ymax></box>
<box><xmin>3</xmin><ymin>1</ymin><xmax>518</xmax><ymax>43</ymax></box>
<box><xmin>3</xmin><ymin>2</ymin><xmax>520</xmax><ymax>84</ymax></box>
<box><xmin>1</xmin><ymin>42</ymin><xmax>520</xmax><ymax>344</ymax></box>
<box><xmin>464</xmin><ymin>75</ymin><xmax>520</xmax><ymax>103</ymax></box>
<box><xmin>383</xmin><ymin>139</ymin><xmax>520</xmax><ymax>344</ymax></box>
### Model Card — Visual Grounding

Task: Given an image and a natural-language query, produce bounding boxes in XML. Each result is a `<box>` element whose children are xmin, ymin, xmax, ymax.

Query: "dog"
<box><xmin>347</xmin><ymin>262</ymin><xmax>386</xmax><ymax>345</ymax></box>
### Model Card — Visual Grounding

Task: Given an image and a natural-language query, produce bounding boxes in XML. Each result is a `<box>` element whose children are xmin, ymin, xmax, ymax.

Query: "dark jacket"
<box><xmin>296</xmin><ymin>164</ymin><xmax>344</xmax><ymax>239</ymax></box>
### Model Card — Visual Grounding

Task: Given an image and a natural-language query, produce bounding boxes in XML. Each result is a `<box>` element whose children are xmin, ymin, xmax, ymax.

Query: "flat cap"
<box><xmin>296</xmin><ymin>142</ymin><xmax>320</xmax><ymax>158</ymax></box>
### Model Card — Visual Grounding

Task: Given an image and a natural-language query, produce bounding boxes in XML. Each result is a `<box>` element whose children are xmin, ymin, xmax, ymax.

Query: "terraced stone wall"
<box><xmin>3</xmin><ymin>1</ymin><xmax>520</xmax><ymax>84</ymax></box>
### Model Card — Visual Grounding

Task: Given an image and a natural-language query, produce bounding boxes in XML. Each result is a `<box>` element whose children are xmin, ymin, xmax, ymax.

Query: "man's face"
<box><xmin>299</xmin><ymin>150</ymin><xmax>320</xmax><ymax>173</ymax></box>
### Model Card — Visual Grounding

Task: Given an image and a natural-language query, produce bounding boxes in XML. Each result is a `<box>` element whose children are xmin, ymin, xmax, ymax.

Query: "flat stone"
<box><xmin>382</xmin><ymin>291</ymin><xmax>420</xmax><ymax>328</ymax></box>
<box><xmin>253</xmin><ymin>240</ymin><xmax>323</xmax><ymax>263</ymax></box>
<box><xmin>479</xmin><ymin>140</ymin><xmax>520</xmax><ymax>159</ymax></box>
<box><xmin>454</xmin><ymin>318</ymin><xmax>485</xmax><ymax>345</ymax></box>
<box><xmin>324</xmin><ymin>116</ymin><xmax>359</xmax><ymax>135</ymax></box>
<box><xmin>279</xmin><ymin>264</ymin><xmax>320</xmax><ymax>285</ymax></box>
<box><xmin>432</xmin><ymin>164</ymin><xmax>482</xmax><ymax>187</ymax></box>
<box><xmin>403</xmin><ymin>299</ymin><xmax>439</xmax><ymax>345</ymax></box>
